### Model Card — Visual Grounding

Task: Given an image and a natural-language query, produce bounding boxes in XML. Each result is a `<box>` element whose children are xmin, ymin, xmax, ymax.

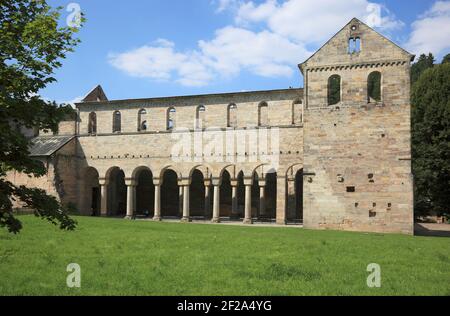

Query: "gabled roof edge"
<box><xmin>299</xmin><ymin>17</ymin><xmax>415</xmax><ymax>73</ymax></box>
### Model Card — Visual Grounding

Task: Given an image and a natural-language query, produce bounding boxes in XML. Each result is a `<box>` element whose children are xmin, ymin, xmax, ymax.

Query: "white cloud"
<box><xmin>109</xmin><ymin>0</ymin><xmax>404</xmax><ymax>87</ymax></box>
<box><xmin>237</xmin><ymin>0</ymin><xmax>403</xmax><ymax>43</ymax></box>
<box><xmin>46</xmin><ymin>96</ymin><xmax>83</xmax><ymax>108</ymax></box>
<box><xmin>199</xmin><ymin>27</ymin><xmax>310</xmax><ymax>77</ymax></box>
<box><xmin>235</xmin><ymin>0</ymin><xmax>278</xmax><ymax>25</ymax></box>
<box><xmin>406</xmin><ymin>1</ymin><xmax>450</xmax><ymax>58</ymax></box>
<box><xmin>108</xmin><ymin>39</ymin><xmax>184</xmax><ymax>82</ymax></box>
<box><xmin>108</xmin><ymin>39</ymin><xmax>213</xmax><ymax>87</ymax></box>
<box><xmin>108</xmin><ymin>28</ymin><xmax>310</xmax><ymax>87</ymax></box>
<box><xmin>214</xmin><ymin>0</ymin><xmax>240</xmax><ymax>13</ymax></box>
<box><xmin>366</xmin><ymin>3</ymin><xmax>404</xmax><ymax>31</ymax></box>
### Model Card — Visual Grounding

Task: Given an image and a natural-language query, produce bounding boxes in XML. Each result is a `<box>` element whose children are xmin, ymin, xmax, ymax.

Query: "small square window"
<box><xmin>346</xmin><ymin>186</ymin><xmax>356</xmax><ymax>193</ymax></box>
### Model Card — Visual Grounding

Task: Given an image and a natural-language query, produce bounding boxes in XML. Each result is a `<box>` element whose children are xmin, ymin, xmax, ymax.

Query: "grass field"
<box><xmin>0</xmin><ymin>215</ymin><xmax>449</xmax><ymax>296</ymax></box>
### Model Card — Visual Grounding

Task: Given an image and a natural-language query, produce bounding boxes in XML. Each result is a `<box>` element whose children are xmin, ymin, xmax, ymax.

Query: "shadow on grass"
<box><xmin>415</xmin><ymin>223</ymin><xmax>450</xmax><ymax>238</ymax></box>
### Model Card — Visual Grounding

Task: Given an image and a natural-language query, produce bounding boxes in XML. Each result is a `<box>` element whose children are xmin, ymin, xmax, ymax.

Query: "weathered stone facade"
<box><xmin>300</xmin><ymin>19</ymin><xmax>414</xmax><ymax>234</ymax></box>
<box><xmin>7</xmin><ymin>18</ymin><xmax>415</xmax><ymax>234</ymax></box>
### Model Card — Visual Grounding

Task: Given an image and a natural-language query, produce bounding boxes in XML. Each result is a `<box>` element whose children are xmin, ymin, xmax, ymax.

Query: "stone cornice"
<box><xmin>77</xmin><ymin>124</ymin><xmax>304</xmax><ymax>138</ymax></box>
<box><xmin>305</xmin><ymin>59</ymin><xmax>409</xmax><ymax>73</ymax></box>
<box><xmin>76</xmin><ymin>88</ymin><xmax>303</xmax><ymax>109</ymax></box>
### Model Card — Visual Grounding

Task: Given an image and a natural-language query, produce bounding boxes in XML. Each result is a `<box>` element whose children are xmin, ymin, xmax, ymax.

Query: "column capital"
<box><xmin>179</xmin><ymin>178</ymin><xmax>191</xmax><ymax>186</ymax></box>
<box><xmin>243</xmin><ymin>177</ymin><xmax>253</xmax><ymax>186</ymax></box>
<box><xmin>259</xmin><ymin>180</ymin><xmax>267</xmax><ymax>187</ymax></box>
<box><xmin>204</xmin><ymin>179</ymin><xmax>212</xmax><ymax>187</ymax></box>
<box><xmin>212</xmin><ymin>177</ymin><xmax>222</xmax><ymax>186</ymax></box>
<box><xmin>125</xmin><ymin>178</ymin><xmax>137</xmax><ymax>186</ymax></box>
<box><xmin>99</xmin><ymin>178</ymin><xmax>109</xmax><ymax>186</ymax></box>
<box><xmin>230</xmin><ymin>180</ymin><xmax>239</xmax><ymax>187</ymax></box>
<box><xmin>153</xmin><ymin>177</ymin><xmax>162</xmax><ymax>186</ymax></box>
<box><xmin>287</xmin><ymin>175</ymin><xmax>296</xmax><ymax>182</ymax></box>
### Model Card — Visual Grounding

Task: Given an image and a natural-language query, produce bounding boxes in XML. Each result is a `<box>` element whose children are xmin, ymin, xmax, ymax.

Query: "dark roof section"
<box><xmin>75</xmin><ymin>88</ymin><xmax>302</xmax><ymax>107</ymax></box>
<box><xmin>82</xmin><ymin>85</ymin><xmax>108</xmax><ymax>102</ymax></box>
<box><xmin>29</xmin><ymin>136</ymin><xmax>74</xmax><ymax>157</ymax></box>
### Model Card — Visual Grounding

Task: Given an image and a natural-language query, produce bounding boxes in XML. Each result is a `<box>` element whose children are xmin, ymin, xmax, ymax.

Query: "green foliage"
<box><xmin>442</xmin><ymin>54</ymin><xmax>450</xmax><ymax>64</ymax></box>
<box><xmin>0</xmin><ymin>0</ymin><xmax>84</xmax><ymax>233</ymax></box>
<box><xmin>65</xmin><ymin>202</ymin><xmax>80</xmax><ymax>216</ymax></box>
<box><xmin>411</xmin><ymin>53</ymin><xmax>435</xmax><ymax>85</ymax></box>
<box><xmin>327</xmin><ymin>75</ymin><xmax>341</xmax><ymax>105</ymax></box>
<box><xmin>443</xmin><ymin>213</ymin><xmax>450</xmax><ymax>224</ymax></box>
<box><xmin>412</xmin><ymin>63</ymin><xmax>450</xmax><ymax>217</ymax></box>
<box><xmin>367</xmin><ymin>71</ymin><xmax>381</xmax><ymax>102</ymax></box>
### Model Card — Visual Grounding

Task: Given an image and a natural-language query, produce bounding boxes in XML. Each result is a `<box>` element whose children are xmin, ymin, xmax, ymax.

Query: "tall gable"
<box><xmin>300</xmin><ymin>18</ymin><xmax>414</xmax><ymax>70</ymax></box>
<box><xmin>82</xmin><ymin>85</ymin><xmax>108</xmax><ymax>103</ymax></box>
<box><xmin>301</xmin><ymin>18</ymin><xmax>413</xmax><ymax>108</ymax></box>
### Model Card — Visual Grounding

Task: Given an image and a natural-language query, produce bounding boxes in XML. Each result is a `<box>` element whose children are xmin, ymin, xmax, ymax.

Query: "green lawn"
<box><xmin>0</xmin><ymin>215</ymin><xmax>449</xmax><ymax>296</ymax></box>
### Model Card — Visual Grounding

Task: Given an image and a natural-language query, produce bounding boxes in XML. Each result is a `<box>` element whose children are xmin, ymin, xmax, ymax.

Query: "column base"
<box><xmin>124</xmin><ymin>215</ymin><xmax>134</xmax><ymax>220</ymax></box>
<box><xmin>153</xmin><ymin>216</ymin><xmax>162</xmax><ymax>222</ymax></box>
<box><xmin>230</xmin><ymin>213</ymin><xmax>240</xmax><ymax>220</ymax></box>
<box><xmin>243</xmin><ymin>218</ymin><xmax>253</xmax><ymax>225</ymax></box>
<box><xmin>276</xmin><ymin>219</ymin><xmax>287</xmax><ymax>225</ymax></box>
<box><xmin>181</xmin><ymin>217</ymin><xmax>192</xmax><ymax>223</ymax></box>
<box><xmin>211</xmin><ymin>217</ymin><xmax>221</xmax><ymax>223</ymax></box>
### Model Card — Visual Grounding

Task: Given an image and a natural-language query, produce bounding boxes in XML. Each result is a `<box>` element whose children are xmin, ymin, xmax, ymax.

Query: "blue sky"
<box><xmin>42</xmin><ymin>0</ymin><xmax>450</xmax><ymax>104</ymax></box>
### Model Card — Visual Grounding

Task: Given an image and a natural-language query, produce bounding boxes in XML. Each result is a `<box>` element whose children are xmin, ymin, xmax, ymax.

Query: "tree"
<box><xmin>442</xmin><ymin>54</ymin><xmax>450</xmax><ymax>64</ymax></box>
<box><xmin>0</xmin><ymin>0</ymin><xmax>84</xmax><ymax>233</ymax></box>
<box><xmin>411</xmin><ymin>53</ymin><xmax>435</xmax><ymax>85</ymax></box>
<box><xmin>411</xmin><ymin>63</ymin><xmax>450</xmax><ymax>218</ymax></box>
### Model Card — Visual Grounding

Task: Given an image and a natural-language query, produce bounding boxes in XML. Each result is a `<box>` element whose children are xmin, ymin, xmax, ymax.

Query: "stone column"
<box><xmin>243</xmin><ymin>178</ymin><xmax>253</xmax><ymax>224</ymax></box>
<box><xmin>211</xmin><ymin>178</ymin><xmax>221</xmax><ymax>223</ymax></box>
<box><xmin>287</xmin><ymin>175</ymin><xmax>296</xmax><ymax>221</ymax></box>
<box><xmin>231</xmin><ymin>180</ymin><xmax>239</xmax><ymax>219</ymax></box>
<box><xmin>153</xmin><ymin>178</ymin><xmax>162</xmax><ymax>221</ymax></box>
<box><xmin>276</xmin><ymin>175</ymin><xmax>287</xmax><ymax>225</ymax></box>
<box><xmin>178</xmin><ymin>185</ymin><xmax>183</xmax><ymax>218</ymax></box>
<box><xmin>301</xmin><ymin>102</ymin><xmax>304</xmax><ymax>124</ymax></box>
<box><xmin>259</xmin><ymin>179</ymin><xmax>266</xmax><ymax>218</ymax></box>
<box><xmin>99</xmin><ymin>178</ymin><xmax>109</xmax><ymax>217</ymax></box>
<box><xmin>133</xmin><ymin>182</ymin><xmax>137</xmax><ymax>215</ymax></box>
<box><xmin>125</xmin><ymin>179</ymin><xmax>136</xmax><ymax>220</ymax></box>
<box><xmin>181</xmin><ymin>184</ymin><xmax>191</xmax><ymax>222</ymax></box>
<box><xmin>204</xmin><ymin>179</ymin><xmax>211</xmax><ymax>219</ymax></box>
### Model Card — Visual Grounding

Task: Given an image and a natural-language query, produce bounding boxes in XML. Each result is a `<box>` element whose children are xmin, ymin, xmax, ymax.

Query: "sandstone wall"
<box><xmin>78</xmin><ymin>90</ymin><xmax>303</xmax><ymax>135</ymax></box>
<box><xmin>6</xmin><ymin>138</ymin><xmax>79</xmax><ymax>210</ymax></box>
<box><xmin>303</xmin><ymin>18</ymin><xmax>412</xmax><ymax>108</ymax></box>
<box><xmin>7</xmin><ymin>18</ymin><xmax>416</xmax><ymax>234</ymax></box>
<box><xmin>303</xmin><ymin>104</ymin><xmax>414</xmax><ymax>234</ymax></box>
<box><xmin>306</xmin><ymin>63</ymin><xmax>410</xmax><ymax>108</ymax></box>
